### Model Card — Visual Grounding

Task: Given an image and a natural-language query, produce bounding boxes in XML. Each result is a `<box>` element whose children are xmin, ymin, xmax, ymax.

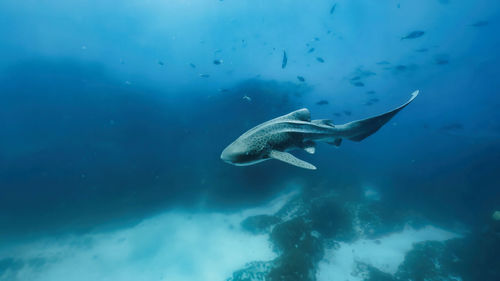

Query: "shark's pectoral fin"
<box><xmin>269</xmin><ymin>150</ymin><xmax>317</xmax><ymax>170</ymax></box>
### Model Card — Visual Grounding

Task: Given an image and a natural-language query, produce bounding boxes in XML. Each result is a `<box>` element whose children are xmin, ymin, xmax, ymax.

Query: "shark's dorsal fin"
<box><xmin>269</xmin><ymin>150</ymin><xmax>316</xmax><ymax>170</ymax></box>
<box><xmin>282</xmin><ymin>108</ymin><xmax>311</xmax><ymax>121</ymax></box>
<box><xmin>266</xmin><ymin>108</ymin><xmax>310</xmax><ymax>125</ymax></box>
<box><xmin>311</xmin><ymin>119</ymin><xmax>334</xmax><ymax>127</ymax></box>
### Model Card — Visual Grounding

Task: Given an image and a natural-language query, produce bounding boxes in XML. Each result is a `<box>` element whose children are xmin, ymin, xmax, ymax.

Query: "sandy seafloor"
<box><xmin>3</xmin><ymin>185</ymin><xmax>496</xmax><ymax>281</ymax></box>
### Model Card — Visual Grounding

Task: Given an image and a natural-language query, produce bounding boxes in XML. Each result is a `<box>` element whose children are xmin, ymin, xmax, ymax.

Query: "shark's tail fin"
<box><xmin>338</xmin><ymin>90</ymin><xmax>419</xmax><ymax>142</ymax></box>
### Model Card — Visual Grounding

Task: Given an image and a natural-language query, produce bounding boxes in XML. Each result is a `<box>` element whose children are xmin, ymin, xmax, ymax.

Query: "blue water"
<box><xmin>1</xmin><ymin>1</ymin><xmax>499</xmax><ymax>281</ymax></box>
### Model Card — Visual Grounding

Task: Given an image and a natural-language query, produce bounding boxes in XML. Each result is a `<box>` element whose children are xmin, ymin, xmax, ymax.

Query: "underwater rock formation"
<box><xmin>227</xmin><ymin>186</ymin><xmax>500</xmax><ymax>281</ymax></box>
<box><xmin>227</xmin><ymin>189</ymin><xmax>430</xmax><ymax>281</ymax></box>
<box><xmin>227</xmin><ymin>261</ymin><xmax>274</xmax><ymax>281</ymax></box>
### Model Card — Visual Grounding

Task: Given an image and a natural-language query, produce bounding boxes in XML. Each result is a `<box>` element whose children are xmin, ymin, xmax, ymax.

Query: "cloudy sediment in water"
<box><xmin>1</xmin><ymin>0</ymin><xmax>500</xmax><ymax>280</ymax></box>
<box><xmin>1</xmin><ymin>208</ymin><xmax>277</xmax><ymax>281</ymax></box>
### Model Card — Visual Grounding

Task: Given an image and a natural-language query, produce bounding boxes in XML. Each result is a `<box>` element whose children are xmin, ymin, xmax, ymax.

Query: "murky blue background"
<box><xmin>1</xmin><ymin>1</ymin><xmax>499</xmax><ymax>280</ymax></box>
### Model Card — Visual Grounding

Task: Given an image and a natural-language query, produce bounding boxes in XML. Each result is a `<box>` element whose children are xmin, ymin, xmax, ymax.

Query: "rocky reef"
<box><xmin>226</xmin><ymin>188</ymin><xmax>500</xmax><ymax>281</ymax></box>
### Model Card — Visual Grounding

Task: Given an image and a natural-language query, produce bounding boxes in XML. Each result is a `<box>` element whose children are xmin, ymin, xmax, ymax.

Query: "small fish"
<box><xmin>297</xmin><ymin>76</ymin><xmax>305</xmax><ymax>82</ymax></box>
<box><xmin>350</xmin><ymin>76</ymin><xmax>361</xmax><ymax>81</ymax></box>
<box><xmin>366</xmin><ymin>90</ymin><xmax>376</xmax><ymax>95</ymax></box>
<box><xmin>401</xmin><ymin>30</ymin><xmax>425</xmax><ymax>40</ymax></box>
<box><xmin>199</xmin><ymin>74</ymin><xmax>210</xmax><ymax>78</ymax></box>
<box><xmin>440</xmin><ymin>123</ymin><xmax>463</xmax><ymax>132</ymax></box>
<box><xmin>369</xmin><ymin>98</ymin><xmax>380</xmax><ymax>103</ymax></box>
<box><xmin>316</xmin><ymin>100</ymin><xmax>329</xmax><ymax>105</ymax></box>
<box><xmin>218</xmin><ymin>88</ymin><xmax>230</xmax><ymax>93</ymax></box>
<box><xmin>356</xmin><ymin>68</ymin><xmax>376</xmax><ymax>77</ymax></box>
<box><xmin>316</xmin><ymin>57</ymin><xmax>325</xmax><ymax>63</ymax></box>
<box><xmin>330</xmin><ymin>3</ymin><xmax>337</xmax><ymax>14</ymax></box>
<box><xmin>213</xmin><ymin>59</ymin><xmax>223</xmax><ymax>65</ymax></box>
<box><xmin>395</xmin><ymin>65</ymin><xmax>407</xmax><ymax>71</ymax></box>
<box><xmin>282</xmin><ymin>51</ymin><xmax>288</xmax><ymax>69</ymax></box>
<box><xmin>189</xmin><ymin>63</ymin><xmax>196</xmax><ymax>68</ymax></box>
<box><xmin>352</xmin><ymin>81</ymin><xmax>365</xmax><ymax>87</ymax></box>
<box><xmin>343</xmin><ymin>110</ymin><xmax>352</xmax><ymax>116</ymax></box>
<box><xmin>435</xmin><ymin>58</ymin><xmax>449</xmax><ymax>65</ymax></box>
<box><xmin>365</xmin><ymin>102</ymin><xmax>373</xmax><ymax>106</ymax></box>
<box><xmin>314</xmin><ymin>37</ymin><xmax>320</xmax><ymax>41</ymax></box>
<box><xmin>158</xmin><ymin>60</ymin><xmax>165</xmax><ymax>66</ymax></box>
<box><xmin>243</xmin><ymin>95</ymin><xmax>252</xmax><ymax>102</ymax></box>
<box><xmin>333</xmin><ymin>113</ymin><xmax>342</xmax><ymax>117</ymax></box>
<box><xmin>415</xmin><ymin>48</ymin><xmax>428</xmax><ymax>53</ymax></box>
<box><xmin>308</xmin><ymin>48</ymin><xmax>315</xmax><ymax>53</ymax></box>
<box><xmin>492</xmin><ymin>210</ymin><xmax>500</xmax><ymax>221</ymax></box>
<box><xmin>471</xmin><ymin>20</ymin><xmax>489</xmax><ymax>27</ymax></box>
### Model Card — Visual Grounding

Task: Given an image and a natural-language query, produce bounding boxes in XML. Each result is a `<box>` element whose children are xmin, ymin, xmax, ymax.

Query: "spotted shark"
<box><xmin>220</xmin><ymin>90</ymin><xmax>419</xmax><ymax>170</ymax></box>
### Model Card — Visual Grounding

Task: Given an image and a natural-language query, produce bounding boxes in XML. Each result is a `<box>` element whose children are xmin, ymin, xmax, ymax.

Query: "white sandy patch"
<box><xmin>0</xmin><ymin>192</ymin><xmax>300</xmax><ymax>281</ymax></box>
<box><xmin>317</xmin><ymin>225</ymin><xmax>461</xmax><ymax>281</ymax></box>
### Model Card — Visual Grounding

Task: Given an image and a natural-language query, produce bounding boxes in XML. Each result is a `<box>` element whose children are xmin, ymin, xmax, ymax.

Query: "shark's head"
<box><xmin>220</xmin><ymin>139</ymin><xmax>267</xmax><ymax>166</ymax></box>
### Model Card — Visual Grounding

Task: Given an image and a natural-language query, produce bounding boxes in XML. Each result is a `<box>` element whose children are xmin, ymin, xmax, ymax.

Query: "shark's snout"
<box><xmin>221</xmin><ymin>142</ymin><xmax>258</xmax><ymax>166</ymax></box>
<box><xmin>220</xmin><ymin>145</ymin><xmax>237</xmax><ymax>164</ymax></box>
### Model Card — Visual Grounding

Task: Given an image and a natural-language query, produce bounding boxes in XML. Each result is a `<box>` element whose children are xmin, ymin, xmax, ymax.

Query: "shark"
<box><xmin>220</xmin><ymin>90</ymin><xmax>419</xmax><ymax>170</ymax></box>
